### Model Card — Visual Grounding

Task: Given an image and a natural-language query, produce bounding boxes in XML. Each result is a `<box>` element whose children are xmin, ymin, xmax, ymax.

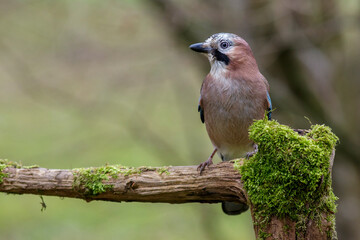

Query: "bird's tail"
<box><xmin>222</xmin><ymin>202</ymin><xmax>249</xmax><ymax>215</ymax></box>
<box><xmin>220</xmin><ymin>153</ymin><xmax>250</xmax><ymax>215</ymax></box>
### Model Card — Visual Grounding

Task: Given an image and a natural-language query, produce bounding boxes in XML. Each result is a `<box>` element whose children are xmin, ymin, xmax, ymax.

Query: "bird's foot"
<box><xmin>197</xmin><ymin>158</ymin><xmax>213</xmax><ymax>175</ymax></box>
<box><xmin>246</xmin><ymin>144</ymin><xmax>258</xmax><ymax>159</ymax></box>
<box><xmin>197</xmin><ymin>148</ymin><xmax>217</xmax><ymax>175</ymax></box>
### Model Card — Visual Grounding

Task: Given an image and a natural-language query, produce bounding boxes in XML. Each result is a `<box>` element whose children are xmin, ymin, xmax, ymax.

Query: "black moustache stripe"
<box><xmin>213</xmin><ymin>49</ymin><xmax>230</xmax><ymax>65</ymax></box>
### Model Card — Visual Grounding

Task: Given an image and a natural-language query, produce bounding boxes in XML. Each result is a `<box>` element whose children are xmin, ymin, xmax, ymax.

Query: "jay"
<box><xmin>190</xmin><ymin>33</ymin><xmax>272</xmax><ymax>215</ymax></box>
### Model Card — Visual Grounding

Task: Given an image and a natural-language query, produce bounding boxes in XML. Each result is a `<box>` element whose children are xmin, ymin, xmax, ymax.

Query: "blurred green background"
<box><xmin>0</xmin><ymin>0</ymin><xmax>359</xmax><ymax>239</ymax></box>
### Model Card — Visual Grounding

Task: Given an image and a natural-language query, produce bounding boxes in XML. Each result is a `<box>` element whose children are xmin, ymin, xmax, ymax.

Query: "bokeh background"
<box><xmin>0</xmin><ymin>0</ymin><xmax>359</xmax><ymax>239</ymax></box>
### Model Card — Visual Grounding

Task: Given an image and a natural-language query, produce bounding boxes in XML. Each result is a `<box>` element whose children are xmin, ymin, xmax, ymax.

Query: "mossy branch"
<box><xmin>0</xmin><ymin>119</ymin><xmax>339</xmax><ymax>240</ymax></box>
<box><xmin>0</xmin><ymin>160</ymin><xmax>246</xmax><ymax>204</ymax></box>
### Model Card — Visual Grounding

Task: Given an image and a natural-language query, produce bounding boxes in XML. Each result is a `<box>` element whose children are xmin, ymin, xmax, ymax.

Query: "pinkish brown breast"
<box><xmin>201</xmin><ymin>73</ymin><xmax>268</xmax><ymax>160</ymax></box>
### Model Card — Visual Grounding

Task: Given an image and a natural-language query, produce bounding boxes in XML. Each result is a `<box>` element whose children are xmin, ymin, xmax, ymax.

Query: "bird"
<box><xmin>189</xmin><ymin>33</ymin><xmax>272</xmax><ymax>215</ymax></box>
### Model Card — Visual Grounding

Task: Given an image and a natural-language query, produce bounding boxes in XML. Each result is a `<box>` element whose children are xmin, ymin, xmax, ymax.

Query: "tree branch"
<box><xmin>0</xmin><ymin>123</ymin><xmax>338</xmax><ymax>239</ymax></box>
<box><xmin>0</xmin><ymin>161</ymin><xmax>247</xmax><ymax>205</ymax></box>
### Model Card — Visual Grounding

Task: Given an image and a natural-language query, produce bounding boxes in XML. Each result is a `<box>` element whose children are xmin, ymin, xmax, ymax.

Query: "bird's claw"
<box><xmin>197</xmin><ymin>159</ymin><xmax>213</xmax><ymax>175</ymax></box>
<box><xmin>246</xmin><ymin>144</ymin><xmax>258</xmax><ymax>159</ymax></box>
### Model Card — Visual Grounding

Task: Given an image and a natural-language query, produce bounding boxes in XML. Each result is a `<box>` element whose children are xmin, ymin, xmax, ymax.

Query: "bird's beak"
<box><xmin>189</xmin><ymin>43</ymin><xmax>211</xmax><ymax>53</ymax></box>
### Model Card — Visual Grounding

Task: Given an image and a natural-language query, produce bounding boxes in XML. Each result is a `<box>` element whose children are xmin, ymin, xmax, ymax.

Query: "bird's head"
<box><xmin>189</xmin><ymin>33</ymin><xmax>257</xmax><ymax>76</ymax></box>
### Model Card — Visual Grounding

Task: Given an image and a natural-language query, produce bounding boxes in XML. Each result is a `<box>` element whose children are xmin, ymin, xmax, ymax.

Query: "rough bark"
<box><xmin>251</xmin><ymin>212</ymin><xmax>335</xmax><ymax>240</ymax></box>
<box><xmin>0</xmin><ymin>162</ymin><xmax>246</xmax><ymax>204</ymax></box>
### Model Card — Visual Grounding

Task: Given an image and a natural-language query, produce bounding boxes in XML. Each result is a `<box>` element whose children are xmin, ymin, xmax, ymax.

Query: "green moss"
<box><xmin>258</xmin><ymin>230</ymin><xmax>272</xmax><ymax>240</ymax></box>
<box><xmin>283</xmin><ymin>224</ymin><xmax>291</xmax><ymax>235</ymax></box>
<box><xmin>72</xmin><ymin>165</ymin><xmax>173</xmax><ymax>195</ymax></box>
<box><xmin>23</xmin><ymin>165</ymin><xmax>40</xmax><ymax>169</ymax></box>
<box><xmin>157</xmin><ymin>166</ymin><xmax>170</xmax><ymax>175</ymax></box>
<box><xmin>72</xmin><ymin>165</ymin><xmax>143</xmax><ymax>195</ymax></box>
<box><xmin>0</xmin><ymin>159</ymin><xmax>23</xmax><ymax>184</ymax></box>
<box><xmin>0</xmin><ymin>159</ymin><xmax>22</xmax><ymax>168</ymax></box>
<box><xmin>0</xmin><ymin>162</ymin><xmax>8</xmax><ymax>184</ymax></box>
<box><xmin>235</xmin><ymin>118</ymin><xmax>338</xmax><ymax>238</ymax></box>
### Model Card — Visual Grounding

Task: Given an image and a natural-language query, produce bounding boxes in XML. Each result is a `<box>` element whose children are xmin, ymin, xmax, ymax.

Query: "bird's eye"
<box><xmin>220</xmin><ymin>41</ymin><xmax>230</xmax><ymax>49</ymax></box>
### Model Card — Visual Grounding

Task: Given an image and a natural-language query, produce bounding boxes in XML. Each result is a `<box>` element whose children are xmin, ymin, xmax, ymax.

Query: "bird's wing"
<box><xmin>198</xmin><ymin>95</ymin><xmax>205</xmax><ymax>123</ymax></box>
<box><xmin>266</xmin><ymin>91</ymin><xmax>272</xmax><ymax>120</ymax></box>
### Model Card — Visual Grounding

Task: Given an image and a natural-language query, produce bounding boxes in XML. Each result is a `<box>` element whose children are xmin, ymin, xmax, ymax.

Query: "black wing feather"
<box><xmin>198</xmin><ymin>104</ymin><xmax>205</xmax><ymax>123</ymax></box>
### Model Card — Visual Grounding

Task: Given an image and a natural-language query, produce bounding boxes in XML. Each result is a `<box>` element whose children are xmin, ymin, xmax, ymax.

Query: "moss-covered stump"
<box><xmin>237</xmin><ymin>119</ymin><xmax>338</xmax><ymax>240</ymax></box>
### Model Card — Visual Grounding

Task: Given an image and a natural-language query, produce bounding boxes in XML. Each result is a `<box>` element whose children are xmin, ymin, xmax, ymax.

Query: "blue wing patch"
<box><xmin>266</xmin><ymin>91</ymin><xmax>272</xmax><ymax>120</ymax></box>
